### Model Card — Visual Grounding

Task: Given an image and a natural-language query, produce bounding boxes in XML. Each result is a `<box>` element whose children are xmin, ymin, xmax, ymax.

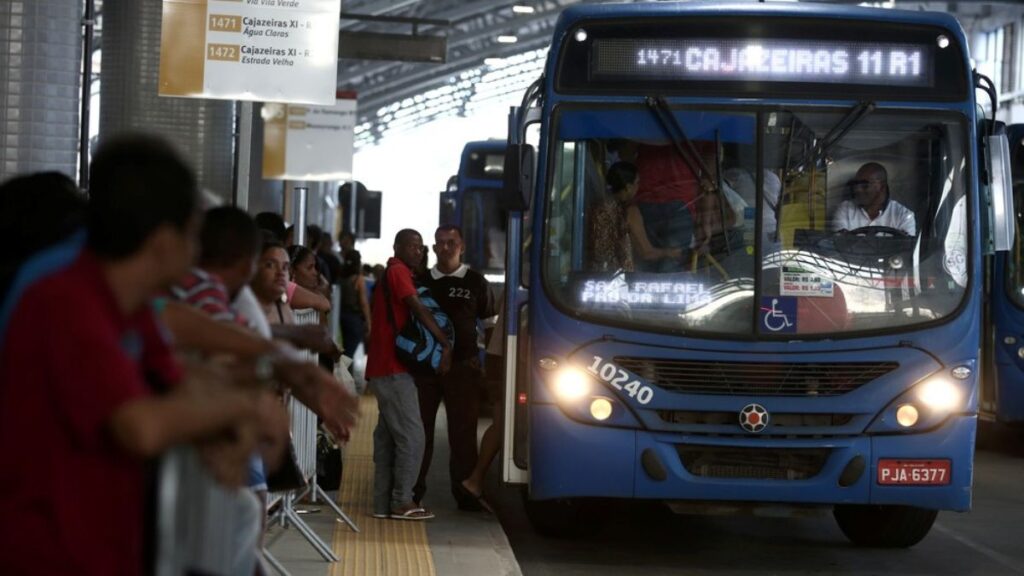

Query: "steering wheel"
<box><xmin>846</xmin><ymin>225</ymin><xmax>910</xmax><ymax>238</ymax></box>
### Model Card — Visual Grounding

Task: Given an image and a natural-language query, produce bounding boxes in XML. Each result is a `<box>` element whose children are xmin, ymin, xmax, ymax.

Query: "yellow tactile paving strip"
<box><xmin>330</xmin><ymin>395</ymin><xmax>435</xmax><ymax>576</ymax></box>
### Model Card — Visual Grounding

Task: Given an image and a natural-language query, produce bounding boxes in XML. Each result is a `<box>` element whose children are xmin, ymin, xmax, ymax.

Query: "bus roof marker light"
<box><xmin>937</xmin><ymin>35</ymin><xmax>950</xmax><ymax>49</ymax></box>
<box><xmin>538</xmin><ymin>357</ymin><xmax>559</xmax><ymax>371</ymax></box>
<box><xmin>574</xmin><ymin>28</ymin><xmax>587</xmax><ymax>43</ymax></box>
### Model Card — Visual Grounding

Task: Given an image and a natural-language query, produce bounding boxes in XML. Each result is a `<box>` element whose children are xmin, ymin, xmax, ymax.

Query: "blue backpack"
<box><xmin>382</xmin><ymin>272</ymin><xmax>454</xmax><ymax>375</ymax></box>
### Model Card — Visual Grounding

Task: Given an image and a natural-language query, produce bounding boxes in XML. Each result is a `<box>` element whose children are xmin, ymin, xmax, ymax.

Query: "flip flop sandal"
<box><xmin>457</xmin><ymin>482</ymin><xmax>495</xmax><ymax>514</ymax></box>
<box><xmin>390</xmin><ymin>507</ymin><xmax>435</xmax><ymax>521</ymax></box>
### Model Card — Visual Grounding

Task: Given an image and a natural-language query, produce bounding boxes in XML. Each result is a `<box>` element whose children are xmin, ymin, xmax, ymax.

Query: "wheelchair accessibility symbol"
<box><xmin>761</xmin><ymin>297</ymin><xmax>797</xmax><ymax>333</ymax></box>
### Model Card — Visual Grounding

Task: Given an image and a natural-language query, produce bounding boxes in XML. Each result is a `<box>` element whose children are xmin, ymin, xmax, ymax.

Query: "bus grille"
<box><xmin>615</xmin><ymin>357</ymin><xmax>897</xmax><ymax>396</ymax></box>
<box><xmin>659</xmin><ymin>410</ymin><xmax>854</xmax><ymax>428</ymax></box>
<box><xmin>676</xmin><ymin>445</ymin><xmax>830</xmax><ymax>480</ymax></box>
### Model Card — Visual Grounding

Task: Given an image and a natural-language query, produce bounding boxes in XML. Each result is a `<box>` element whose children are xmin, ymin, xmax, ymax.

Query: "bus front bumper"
<box><xmin>528</xmin><ymin>404</ymin><xmax>975</xmax><ymax>511</ymax></box>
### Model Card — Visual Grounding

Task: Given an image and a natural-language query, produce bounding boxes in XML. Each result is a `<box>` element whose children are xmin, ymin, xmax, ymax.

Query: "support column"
<box><xmin>0</xmin><ymin>0</ymin><xmax>82</xmax><ymax>182</ymax></box>
<box><xmin>100</xmin><ymin>0</ymin><xmax>233</xmax><ymax>202</ymax></box>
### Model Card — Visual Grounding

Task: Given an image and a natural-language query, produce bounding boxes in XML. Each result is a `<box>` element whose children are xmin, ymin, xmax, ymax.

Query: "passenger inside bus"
<box><xmin>830</xmin><ymin>162</ymin><xmax>917</xmax><ymax>236</ymax></box>
<box><xmin>587</xmin><ymin>161</ymin><xmax>684</xmax><ymax>273</ymax></box>
<box><xmin>722</xmin><ymin>167</ymin><xmax>782</xmax><ymax>249</ymax></box>
<box><xmin>630</xmin><ymin>142</ymin><xmax>699</xmax><ymax>272</ymax></box>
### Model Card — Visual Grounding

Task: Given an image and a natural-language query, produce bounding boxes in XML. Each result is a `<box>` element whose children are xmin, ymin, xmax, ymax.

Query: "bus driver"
<box><xmin>831</xmin><ymin>162</ymin><xmax>916</xmax><ymax>236</ymax></box>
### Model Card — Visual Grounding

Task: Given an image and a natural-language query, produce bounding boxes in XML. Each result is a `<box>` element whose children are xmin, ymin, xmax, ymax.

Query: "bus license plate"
<box><xmin>877</xmin><ymin>459</ymin><xmax>951</xmax><ymax>485</ymax></box>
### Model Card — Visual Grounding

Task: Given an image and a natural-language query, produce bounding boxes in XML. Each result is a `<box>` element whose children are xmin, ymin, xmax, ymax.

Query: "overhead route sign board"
<box><xmin>263</xmin><ymin>97</ymin><xmax>356</xmax><ymax>181</ymax></box>
<box><xmin>159</xmin><ymin>0</ymin><xmax>340</xmax><ymax>105</ymax></box>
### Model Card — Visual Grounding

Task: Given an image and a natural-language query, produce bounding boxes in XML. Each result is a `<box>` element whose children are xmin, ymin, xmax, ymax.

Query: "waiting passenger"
<box><xmin>289</xmin><ymin>244</ymin><xmax>331</xmax><ymax>301</ymax></box>
<box><xmin>253</xmin><ymin>237</ymin><xmax>295</xmax><ymax>326</ymax></box>
<box><xmin>338</xmin><ymin>250</ymin><xmax>372</xmax><ymax>367</ymax></box>
<box><xmin>832</xmin><ymin>162</ymin><xmax>916</xmax><ymax>236</ymax></box>
<box><xmin>0</xmin><ymin>172</ymin><xmax>86</xmax><ymax>302</ymax></box>
<box><xmin>413</xmin><ymin>225</ymin><xmax>496</xmax><ymax>511</ymax></box>
<box><xmin>367</xmin><ymin>229</ymin><xmax>452</xmax><ymax>521</ymax></box>
<box><xmin>0</xmin><ymin>135</ymin><xmax>280</xmax><ymax>576</ymax></box>
<box><xmin>255</xmin><ymin>211</ymin><xmax>287</xmax><ymax>243</ymax></box>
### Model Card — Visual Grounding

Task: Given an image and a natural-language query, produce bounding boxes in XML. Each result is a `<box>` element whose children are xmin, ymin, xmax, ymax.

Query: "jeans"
<box><xmin>371</xmin><ymin>372</ymin><xmax>425</xmax><ymax>514</ymax></box>
<box><xmin>635</xmin><ymin>200</ymin><xmax>694</xmax><ymax>272</ymax></box>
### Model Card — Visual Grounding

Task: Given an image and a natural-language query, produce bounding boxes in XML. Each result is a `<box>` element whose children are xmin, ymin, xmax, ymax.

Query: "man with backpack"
<box><xmin>413</xmin><ymin>225</ymin><xmax>496</xmax><ymax>511</ymax></box>
<box><xmin>367</xmin><ymin>229</ymin><xmax>452</xmax><ymax>521</ymax></box>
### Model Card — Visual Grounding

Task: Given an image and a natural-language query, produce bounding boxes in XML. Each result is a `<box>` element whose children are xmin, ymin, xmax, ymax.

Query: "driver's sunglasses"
<box><xmin>847</xmin><ymin>179</ymin><xmax>879</xmax><ymax>189</ymax></box>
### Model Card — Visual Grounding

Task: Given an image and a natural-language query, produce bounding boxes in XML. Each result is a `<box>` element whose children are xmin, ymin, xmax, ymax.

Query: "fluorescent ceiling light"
<box><xmin>484</xmin><ymin>57</ymin><xmax>504</xmax><ymax>66</ymax></box>
<box><xmin>496</xmin><ymin>35</ymin><xmax>518</xmax><ymax>44</ymax></box>
<box><xmin>512</xmin><ymin>5</ymin><xmax>535</xmax><ymax>14</ymax></box>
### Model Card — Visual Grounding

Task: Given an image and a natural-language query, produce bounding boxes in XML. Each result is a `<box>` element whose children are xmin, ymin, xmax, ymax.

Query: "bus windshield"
<box><xmin>543</xmin><ymin>105</ymin><xmax>968</xmax><ymax>337</ymax></box>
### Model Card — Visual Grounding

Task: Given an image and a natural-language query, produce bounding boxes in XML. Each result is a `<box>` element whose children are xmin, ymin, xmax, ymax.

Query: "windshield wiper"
<box><xmin>785</xmin><ymin>100</ymin><xmax>876</xmax><ymax>181</ymax></box>
<box><xmin>645</xmin><ymin>96</ymin><xmax>721</xmax><ymax>196</ymax></box>
<box><xmin>645</xmin><ymin>96</ymin><xmax>733</xmax><ymax>254</ymax></box>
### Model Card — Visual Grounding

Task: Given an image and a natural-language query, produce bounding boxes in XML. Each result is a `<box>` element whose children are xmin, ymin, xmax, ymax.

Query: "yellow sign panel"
<box><xmin>159</xmin><ymin>0</ymin><xmax>340</xmax><ymax>105</ymax></box>
<box><xmin>263</xmin><ymin>98</ymin><xmax>356</xmax><ymax>181</ymax></box>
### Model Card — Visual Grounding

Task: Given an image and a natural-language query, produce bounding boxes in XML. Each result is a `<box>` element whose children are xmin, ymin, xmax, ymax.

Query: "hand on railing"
<box><xmin>276</xmin><ymin>361</ymin><xmax>358</xmax><ymax>442</ymax></box>
<box><xmin>271</xmin><ymin>324</ymin><xmax>342</xmax><ymax>360</ymax></box>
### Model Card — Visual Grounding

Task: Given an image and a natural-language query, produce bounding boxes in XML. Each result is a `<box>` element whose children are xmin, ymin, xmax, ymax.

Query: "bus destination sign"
<box><xmin>592</xmin><ymin>39</ymin><xmax>933</xmax><ymax>87</ymax></box>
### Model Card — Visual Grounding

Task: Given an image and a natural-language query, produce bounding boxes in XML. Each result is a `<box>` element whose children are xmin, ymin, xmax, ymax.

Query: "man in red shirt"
<box><xmin>366</xmin><ymin>228</ymin><xmax>452</xmax><ymax>521</ymax></box>
<box><xmin>0</xmin><ymin>135</ymin><xmax>279</xmax><ymax>575</ymax></box>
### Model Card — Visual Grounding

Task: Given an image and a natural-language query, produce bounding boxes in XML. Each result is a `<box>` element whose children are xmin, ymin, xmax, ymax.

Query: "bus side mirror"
<box><xmin>502</xmin><ymin>143</ymin><xmax>534</xmax><ymax>212</ymax></box>
<box><xmin>989</xmin><ymin>133</ymin><xmax>1015</xmax><ymax>252</ymax></box>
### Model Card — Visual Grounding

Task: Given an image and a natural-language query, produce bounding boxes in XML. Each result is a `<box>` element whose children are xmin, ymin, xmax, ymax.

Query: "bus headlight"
<box><xmin>553</xmin><ymin>367</ymin><xmax>590</xmax><ymax>401</ymax></box>
<box><xmin>867</xmin><ymin>372</ymin><xmax>971</xmax><ymax>434</ymax></box>
<box><xmin>917</xmin><ymin>377</ymin><xmax>962</xmax><ymax>413</ymax></box>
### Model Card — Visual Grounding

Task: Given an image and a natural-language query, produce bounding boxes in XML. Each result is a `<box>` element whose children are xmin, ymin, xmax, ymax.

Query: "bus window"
<box><xmin>463</xmin><ymin>188</ymin><xmax>506</xmax><ymax>272</ymax></box>
<box><xmin>544</xmin><ymin>107</ymin><xmax>757</xmax><ymax>336</ymax></box>
<box><xmin>763</xmin><ymin>109</ymin><xmax>968</xmax><ymax>335</ymax></box>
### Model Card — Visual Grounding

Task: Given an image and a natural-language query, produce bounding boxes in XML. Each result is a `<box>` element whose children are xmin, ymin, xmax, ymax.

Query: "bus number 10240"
<box><xmin>587</xmin><ymin>356</ymin><xmax>654</xmax><ymax>405</ymax></box>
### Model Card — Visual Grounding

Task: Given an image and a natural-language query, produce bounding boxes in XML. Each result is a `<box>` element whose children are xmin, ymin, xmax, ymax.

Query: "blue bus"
<box><xmin>439</xmin><ymin>140</ymin><xmax>508</xmax><ymax>276</ymax></box>
<box><xmin>985</xmin><ymin>123</ymin><xmax>1024</xmax><ymax>424</ymax></box>
<box><xmin>498</xmin><ymin>2</ymin><xmax>1015</xmax><ymax>547</ymax></box>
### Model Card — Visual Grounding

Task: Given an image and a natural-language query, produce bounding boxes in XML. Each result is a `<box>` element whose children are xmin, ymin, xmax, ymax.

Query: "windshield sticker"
<box><xmin>579</xmin><ymin>277</ymin><xmax>712</xmax><ymax>310</ymax></box>
<box><xmin>943</xmin><ymin>248</ymin><xmax>967</xmax><ymax>289</ymax></box>
<box><xmin>781</xmin><ymin>271</ymin><xmax>834</xmax><ymax>297</ymax></box>
<box><xmin>761</xmin><ymin>296</ymin><xmax>797</xmax><ymax>333</ymax></box>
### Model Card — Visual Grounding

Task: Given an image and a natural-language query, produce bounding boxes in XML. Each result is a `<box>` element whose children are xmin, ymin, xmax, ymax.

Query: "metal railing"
<box><xmin>264</xmin><ymin>306</ymin><xmax>359</xmax><ymax>574</ymax></box>
<box><xmin>156</xmin><ymin>294</ymin><xmax>358</xmax><ymax>576</ymax></box>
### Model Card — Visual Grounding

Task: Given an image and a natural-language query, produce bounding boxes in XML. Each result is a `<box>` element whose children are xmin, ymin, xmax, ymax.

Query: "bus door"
<box><xmin>985</xmin><ymin>123</ymin><xmax>1024</xmax><ymax>421</ymax></box>
<box><xmin>500</xmin><ymin>101</ymin><xmax>540</xmax><ymax>485</ymax></box>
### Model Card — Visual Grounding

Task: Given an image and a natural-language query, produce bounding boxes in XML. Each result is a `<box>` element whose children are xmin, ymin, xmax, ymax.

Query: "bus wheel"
<box><xmin>833</xmin><ymin>505</ymin><xmax>938</xmax><ymax>548</ymax></box>
<box><xmin>523</xmin><ymin>496</ymin><xmax>605</xmax><ymax>538</ymax></box>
